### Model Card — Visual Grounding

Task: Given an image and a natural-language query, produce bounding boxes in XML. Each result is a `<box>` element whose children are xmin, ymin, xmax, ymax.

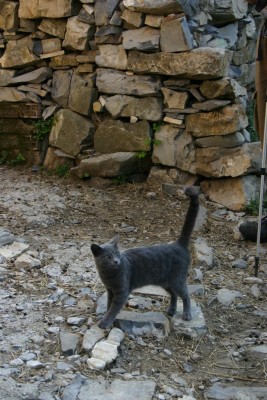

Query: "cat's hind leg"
<box><xmin>165</xmin><ymin>288</ymin><xmax>178</xmax><ymax>317</ymax></box>
<box><xmin>177</xmin><ymin>285</ymin><xmax>192</xmax><ymax>321</ymax></box>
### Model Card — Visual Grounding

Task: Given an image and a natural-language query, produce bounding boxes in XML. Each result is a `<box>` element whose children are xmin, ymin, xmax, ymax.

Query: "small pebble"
<box><xmin>10</xmin><ymin>358</ymin><xmax>24</xmax><ymax>366</ymax></box>
<box><xmin>26</xmin><ymin>360</ymin><xmax>44</xmax><ymax>369</ymax></box>
<box><xmin>67</xmin><ymin>317</ymin><xmax>86</xmax><ymax>326</ymax></box>
<box><xmin>21</xmin><ymin>352</ymin><xmax>37</xmax><ymax>362</ymax></box>
<box><xmin>232</xmin><ymin>351</ymin><xmax>240</xmax><ymax>357</ymax></box>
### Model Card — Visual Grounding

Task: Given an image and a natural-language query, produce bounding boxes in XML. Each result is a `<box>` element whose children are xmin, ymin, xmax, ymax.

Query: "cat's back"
<box><xmin>121</xmin><ymin>242</ymin><xmax>190</xmax><ymax>289</ymax></box>
<box><xmin>122</xmin><ymin>241</ymin><xmax>189</xmax><ymax>266</ymax></box>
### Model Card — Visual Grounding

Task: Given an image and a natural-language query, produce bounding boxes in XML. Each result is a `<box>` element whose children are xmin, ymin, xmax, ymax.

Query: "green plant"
<box><xmin>153</xmin><ymin>139</ymin><xmax>162</xmax><ymax>146</ymax></box>
<box><xmin>81</xmin><ymin>172</ymin><xmax>91</xmax><ymax>179</ymax></box>
<box><xmin>9</xmin><ymin>152</ymin><xmax>26</xmax><ymax>166</ymax></box>
<box><xmin>55</xmin><ymin>164</ymin><xmax>70</xmax><ymax>177</ymax></box>
<box><xmin>144</xmin><ymin>138</ymin><xmax>161</xmax><ymax>147</ymax></box>
<box><xmin>33</xmin><ymin>117</ymin><xmax>54</xmax><ymax>141</ymax></box>
<box><xmin>135</xmin><ymin>151</ymin><xmax>147</xmax><ymax>159</ymax></box>
<box><xmin>247</xmin><ymin>100</ymin><xmax>259</xmax><ymax>142</ymax></box>
<box><xmin>0</xmin><ymin>150</ymin><xmax>8</xmax><ymax>165</ymax></box>
<box><xmin>245</xmin><ymin>197</ymin><xmax>267</xmax><ymax>216</ymax></box>
<box><xmin>152</xmin><ymin>121</ymin><xmax>163</xmax><ymax>133</ymax></box>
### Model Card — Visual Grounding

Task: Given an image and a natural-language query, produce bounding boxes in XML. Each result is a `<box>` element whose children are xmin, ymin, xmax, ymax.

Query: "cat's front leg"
<box><xmin>107</xmin><ymin>289</ymin><xmax>113</xmax><ymax>312</ymax></box>
<box><xmin>98</xmin><ymin>293</ymin><xmax>127</xmax><ymax>329</ymax></box>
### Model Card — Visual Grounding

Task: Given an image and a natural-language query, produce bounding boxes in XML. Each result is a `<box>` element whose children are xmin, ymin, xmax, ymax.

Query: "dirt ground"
<box><xmin>0</xmin><ymin>165</ymin><xmax>267</xmax><ymax>399</ymax></box>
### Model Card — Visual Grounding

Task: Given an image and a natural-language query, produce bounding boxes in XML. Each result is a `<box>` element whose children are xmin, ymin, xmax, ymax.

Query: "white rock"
<box><xmin>217</xmin><ymin>288</ymin><xmax>243</xmax><ymax>307</ymax></box>
<box><xmin>21</xmin><ymin>352</ymin><xmax>37</xmax><ymax>362</ymax></box>
<box><xmin>10</xmin><ymin>358</ymin><xmax>24</xmax><ymax>366</ymax></box>
<box><xmin>107</xmin><ymin>327</ymin><xmax>125</xmax><ymax>345</ymax></box>
<box><xmin>193</xmin><ymin>238</ymin><xmax>213</xmax><ymax>268</ymax></box>
<box><xmin>14</xmin><ymin>253</ymin><xmax>41</xmax><ymax>269</ymax></box>
<box><xmin>0</xmin><ymin>242</ymin><xmax>29</xmax><ymax>259</ymax></box>
<box><xmin>87</xmin><ymin>357</ymin><xmax>106</xmax><ymax>370</ymax></box>
<box><xmin>243</xmin><ymin>277</ymin><xmax>263</xmax><ymax>285</ymax></box>
<box><xmin>82</xmin><ymin>325</ymin><xmax>106</xmax><ymax>352</ymax></box>
<box><xmin>26</xmin><ymin>360</ymin><xmax>44</xmax><ymax>369</ymax></box>
<box><xmin>91</xmin><ymin>341</ymin><xmax>118</xmax><ymax>362</ymax></box>
<box><xmin>67</xmin><ymin>316</ymin><xmax>86</xmax><ymax>326</ymax></box>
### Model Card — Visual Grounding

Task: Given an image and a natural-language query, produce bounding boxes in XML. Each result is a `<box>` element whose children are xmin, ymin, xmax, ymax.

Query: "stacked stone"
<box><xmin>0</xmin><ymin>0</ymin><xmax>262</xmax><ymax>209</ymax></box>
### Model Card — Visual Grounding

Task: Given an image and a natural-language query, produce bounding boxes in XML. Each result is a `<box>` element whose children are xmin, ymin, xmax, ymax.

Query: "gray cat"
<box><xmin>91</xmin><ymin>186</ymin><xmax>200</xmax><ymax>329</ymax></box>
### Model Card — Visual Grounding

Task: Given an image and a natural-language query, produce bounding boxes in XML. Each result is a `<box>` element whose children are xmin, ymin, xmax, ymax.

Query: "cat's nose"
<box><xmin>114</xmin><ymin>258</ymin><xmax>119</xmax><ymax>265</ymax></box>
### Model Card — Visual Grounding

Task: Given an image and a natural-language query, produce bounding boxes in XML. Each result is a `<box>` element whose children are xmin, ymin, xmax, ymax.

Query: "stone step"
<box><xmin>62</xmin><ymin>376</ymin><xmax>156</xmax><ymax>400</ymax></box>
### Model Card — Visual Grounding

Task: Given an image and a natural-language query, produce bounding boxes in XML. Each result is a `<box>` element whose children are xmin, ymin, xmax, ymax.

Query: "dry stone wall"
<box><xmin>0</xmin><ymin>0</ymin><xmax>263</xmax><ymax>209</ymax></box>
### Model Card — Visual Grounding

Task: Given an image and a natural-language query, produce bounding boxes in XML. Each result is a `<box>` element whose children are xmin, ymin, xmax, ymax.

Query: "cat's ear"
<box><xmin>91</xmin><ymin>244</ymin><xmax>103</xmax><ymax>257</ymax></box>
<box><xmin>109</xmin><ymin>234</ymin><xmax>119</xmax><ymax>246</ymax></box>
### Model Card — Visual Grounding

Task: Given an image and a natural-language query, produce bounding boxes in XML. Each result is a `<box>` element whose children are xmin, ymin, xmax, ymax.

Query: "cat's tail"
<box><xmin>177</xmin><ymin>186</ymin><xmax>200</xmax><ymax>247</ymax></box>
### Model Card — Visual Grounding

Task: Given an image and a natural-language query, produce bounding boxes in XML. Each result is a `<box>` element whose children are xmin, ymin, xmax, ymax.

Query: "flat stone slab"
<box><xmin>134</xmin><ymin>284</ymin><xmax>204</xmax><ymax>297</ymax></box>
<box><xmin>114</xmin><ymin>310</ymin><xmax>170</xmax><ymax>338</ymax></box>
<box><xmin>78</xmin><ymin>378</ymin><xmax>156</xmax><ymax>400</ymax></box>
<box><xmin>173</xmin><ymin>300</ymin><xmax>207</xmax><ymax>336</ymax></box>
<box><xmin>217</xmin><ymin>288</ymin><xmax>243</xmax><ymax>307</ymax></box>
<box><xmin>82</xmin><ymin>325</ymin><xmax>107</xmax><ymax>353</ymax></box>
<box><xmin>205</xmin><ymin>383</ymin><xmax>267</xmax><ymax>399</ymax></box>
<box><xmin>0</xmin><ymin>241</ymin><xmax>29</xmax><ymax>259</ymax></box>
<box><xmin>0</xmin><ymin>229</ymin><xmax>15</xmax><ymax>246</ymax></box>
<box><xmin>59</xmin><ymin>331</ymin><xmax>80</xmax><ymax>356</ymax></box>
<box><xmin>96</xmin><ymin>292</ymin><xmax>161</xmax><ymax>315</ymax></box>
<box><xmin>246</xmin><ymin>344</ymin><xmax>267</xmax><ymax>362</ymax></box>
<box><xmin>96</xmin><ymin>287</ymin><xmax>206</xmax><ymax>337</ymax></box>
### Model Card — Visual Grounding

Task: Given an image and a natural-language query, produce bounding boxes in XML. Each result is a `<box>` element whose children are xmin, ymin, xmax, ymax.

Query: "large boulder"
<box><xmin>200</xmin><ymin>77</ymin><xmax>247</xmax><ymax>99</ymax></box>
<box><xmin>0</xmin><ymin>37</ymin><xmax>40</xmax><ymax>68</ymax></box>
<box><xmin>122</xmin><ymin>27</ymin><xmax>160</xmax><ymax>51</ymax></box>
<box><xmin>0</xmin><ymin>70</ymin><xmax>16</xmax><ymax>86</ymax></box>
<box><xmin>49</xmin><ymin>109</ymin><xmax>94</xmax><ymax>157</ymax></box>
<box><xmin>52</xmin><ymin>70</ymin><xmax>73</xmax><ymax>107</ymax></box>
<box><xmin>68</xmin><ymin>73</ymin><xmax>98</xmax><ymax>116</ymax></box>
<box><xmin>127</xmin><ymin>48</ymin><xmax>231</xmax><ymax>79</ymax></box>
<box><xmin>38</xmin><ymin>18</ymin><xmax>67</xmax><ymax>39</ymax></box>
<box><xmin>201</xmin><ymin>175</ymin><xmax>260</xmax><ymax>211</ymax></box>
<box><xmin>95</xmin><ymin>45</ymin><xmax>128</xmax><ymax>70</ymax></box>
<box><xmin>195</xmin><ymin>142</ymin><xmax>261</xmax><ymax>178</ymax></box>
<box><xmin>0</xmin><ymin>88</ymin><xmax>28</xmax><ymax>102</ymax></box>
<box><xmin>71</xmin><ymin>152</ymin><xmax>150</xmax><ymax>178</ymax></box>
<box><xmin>160</xmin><ymin>17</ymin><xmax>193</xmax><ymax>53</ymax></box>
<box><xmin>96</xmin><ymin>68</ymin><xmax>161</xmax><ymax>96</ymax></box>
<box><xmin>186</xmin><ymin>104</ymin><xmax>248</xmax><ymax>137</ymax></box>
<box><xmin>161</xmin><ymin>88</ymin><xmax>188</xmax><ymax>109</ymax></box>
<box><xmin>63</xmin><ymin>16</ymin><xmax>95</xmax><ymax>50</ymax></box>
<box><xmin>152</xmin><ymin>124</ymin><xmax>196</xmax><ymax>174</ymax></box>
<box><xmin>203</xmin><ymin>0</ymin><xmax>248</xmax><ymax>24</ymax></box>
<box><xmin>123</xmin><ymin>0</ymin><xmax>183</xmax><ymax>15</ymax></box>
<box><xmin>94</xmin><ymin>120</ymin><xmax>151</xmax><ymax>153</ymax></box>
<box><xmin>94</xmin><ymin>0</ymin><xmax>121</xmax><ymax>26</ymax></box>
<box><xmin>43</xmin><ymin>147</ymin><xmax>75</xmax><ymax>170</ymax></box>
<box><xmin>19</xmin><ymin>0</ymin><xmax>80</xmax><ymax>18</ymax></box>
<box><xmin>195</xmin><ymin>132</ymin><xmax>245</xmax><ymax>148</ymax></box>
<box><xmin>0</xmin><ymin>1</ymin><xmax>19</xmax><ymax>31</ymax></box>
<box><xmin>10</xmin><ymin>67</ymin><xmax>53</xmax><ymax>84</ymax></box>
<box><xmin>104</xmin><ymin>95</ymin><xmax>163</xmax><ymax>121</ymax></box>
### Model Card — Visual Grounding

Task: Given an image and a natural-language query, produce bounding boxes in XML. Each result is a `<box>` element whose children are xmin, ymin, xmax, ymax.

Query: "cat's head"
<box><xmin>91</xmin><ymin>235</ymin><xmax>121</xmax><ymax>270</ymax></box>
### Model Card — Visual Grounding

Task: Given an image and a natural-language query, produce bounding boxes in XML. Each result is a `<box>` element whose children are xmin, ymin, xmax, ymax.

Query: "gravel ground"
<box><xmin>0</xmin><ymin>165</ymin><xmax>266</xmax><ymax>400</ymax></box>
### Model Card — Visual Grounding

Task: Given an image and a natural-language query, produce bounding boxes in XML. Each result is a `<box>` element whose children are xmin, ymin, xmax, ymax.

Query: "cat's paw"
<box><xmin>97</xmin><ymin>319</ymin><xmax>111</xmax><ymax>330</ymax></box>
<box><xmin>182</xmin><ymin>312</ymin><xmax>192</xmax><ymax>321</ymax></box>
<box><xmin>167</xmin><ymin>308</ymin><xmax>176</xmax><ymax>317</ymax></box>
